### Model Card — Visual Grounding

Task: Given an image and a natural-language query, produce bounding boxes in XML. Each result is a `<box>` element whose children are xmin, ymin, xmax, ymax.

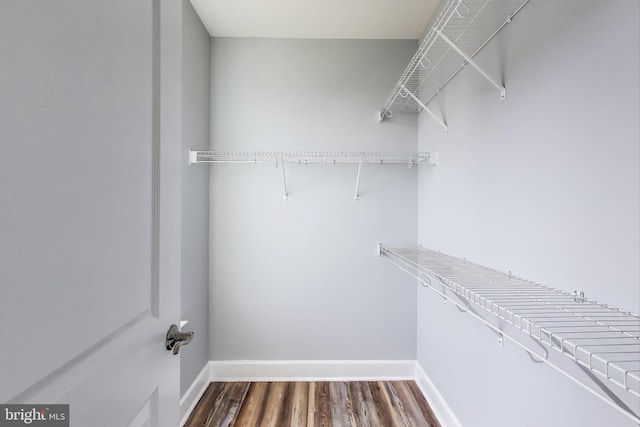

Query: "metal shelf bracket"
<box><xmin>434</xmin><ymin>29</ymin><xmax>506</xmax><ymax>100</ymax></box>
<box><xmin>278</xmin><ymin>160</ymin><xmax>288</xmax><ymax>201</ymax></box>
<box><xmin>354</xmin><ymin>158</ymin><xmax>363</xmax><ymax>201</ymax></box>
<box><xmin>377</xmin><ymin>109</ymin><xmax>392</xmax><ymax>123</ymax></box>
<box><xmin>399</xmin><ymin>84</ymin><xmax>448</xmax><ymax>133</ymax></box>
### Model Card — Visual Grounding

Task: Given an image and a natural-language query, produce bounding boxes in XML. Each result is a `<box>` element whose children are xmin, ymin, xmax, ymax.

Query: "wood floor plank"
<box><xmin>234</xmin><ymin>382</ymin><xmax>269</xmax><ymax>426</ymax></box>
<box><xmin>307</xmin><ymin>382</ymin><xmax>316</xmax><ymax>427</ymax></box>
<box><xmin>345</xmin><ymin>381</ymin><xmax>371</xmax><ymax>427</ymax></box>
<box><xmin>359</xmin><ymin>381</ymin><xmax>383</xmax><ymax>426</ymax></box>
<box><xmin>203</xmin><ymin>383</ymin><xmax>231</xmax><ymax>427</ymax></box>
<box><xmin>291</xmin><ymin>382</ymin><xmax>309</xmax><ymax>426</ymax></box>
<box><xmin>206</xmin><ymin>382</ymin><xmax>251</xmax><ymax>427</ymax></box>
<box><xmin>407</xmin><ymin>381</ymin><xmax>442</xmax><ymax>427</ymax></box>
<box><xmin>276</xmin><ymin>382</ymin><xmax>295</xmax><ymax>426</ymax></box>
<box><xmin>184</xmin><ymin>382</ymin><xmax>226</xmax><ymax>427</ymax></box>
<box><xmin>378</xmin><ymin>381</ymin><xmax>409</xmax><ymax>427</ymax></box>
<box><xmin>313</xmin><ymin>381</ymin><xmax>331</xmax><ymax>427</ymax></box>
<box><xmin>368</xmin><ymin>381</ymin><xmax>402</xmax><ymax>427</ymax></box>
<box><xmin>400</xmin><ymin>381</ymin><xmax>436</xmax><ymax>426</ymax></box>
<box><xmin>186</xmin><ymin>380</ymin><xmax>441</xmax><ymax>427</ymax></box>
<box><xmin>385</xmin><ymin>381</ymin><xmax>428</xmax><ymax>427</ymax></box>
<box><xmin>329</xmin><ymin>382</ymin><xmax>351</xmax><ymax>426</ymax></box>
<box><xmin>369</xmin><ymin>381</ymin><xmax>399</xmax><ymax>427</ymax></box>
<box><xmin>261</xmin><ymin>382</ymin><xmax>287</xmax><ymax>427</ymax></box>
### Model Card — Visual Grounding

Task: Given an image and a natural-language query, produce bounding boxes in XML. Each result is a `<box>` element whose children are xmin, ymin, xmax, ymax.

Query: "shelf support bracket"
<box><xmin>354</xmin><ymin>158</ymin><xmax>363</xmax><ymax>201</ymax></box>
<box><xmin>378</xmin><ymin>109</ymin><xmax>392</xmax><ymax>123</ymax></box>
<box><xmin>399</xmin><ymin>84</ymin><xmax>448</xmax><ymax>133</ymax></box>
<box><xmin>278</xmin><ymin>159</ymin><xmax>288</xmax><ymax>201</ymax></box>
<box><xmin>435</xmin><ymin>29</ymin><xmax>507</xmax><ymax>100</ymax></box>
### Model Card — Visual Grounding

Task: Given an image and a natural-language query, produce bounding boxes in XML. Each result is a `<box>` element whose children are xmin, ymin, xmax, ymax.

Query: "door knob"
<box><xmin>166</xmin><ymin>324</ymin><xmax>193</xmax><ymax>355</ymax></box>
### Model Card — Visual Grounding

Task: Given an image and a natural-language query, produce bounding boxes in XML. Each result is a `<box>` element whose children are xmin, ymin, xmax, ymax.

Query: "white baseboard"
<box><xmin>180</xmin><ymin>362</ymin><xmax>211</xmax><ymax>426</ymax></box>
<box><xmin>209</xmin><ymin>359</ymin><xmax>416</xmax><ymax>382</ymax></box>
<box><xmin>415</xmin><ymin>362</ymin><xmax>463</xmax><ymax>427</ymax></box>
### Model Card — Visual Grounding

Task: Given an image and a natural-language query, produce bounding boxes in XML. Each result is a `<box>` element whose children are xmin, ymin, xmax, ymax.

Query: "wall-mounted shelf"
<box><xmin>378</xmin><ymin>0</ymin><xmax>530</xmax><ymax>130</ymax></box>
<box><xmin>378</xmin><ymin>244</ymin><xmax>640</xmax><ymax>424</ymax></box>
<box><xmin>189</xmin><ymin>150</ymin><xmax>435</xmax><ymax>201</ymax></box>
<box><xmin>189</xmin><ymin>150</ymin><xmax>432</xmax><ymax>165</ymax></box>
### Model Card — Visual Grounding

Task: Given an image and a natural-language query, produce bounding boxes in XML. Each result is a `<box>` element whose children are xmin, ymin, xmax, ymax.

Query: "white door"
<box><xmin>0</xmin><ymin>1</ymin><xmax>183</xmax><ymax>426</ymax></box>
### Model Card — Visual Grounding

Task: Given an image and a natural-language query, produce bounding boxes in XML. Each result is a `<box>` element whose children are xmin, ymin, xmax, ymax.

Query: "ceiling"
<box><xmin>190</xmin><ymin>0</ymin><xmax>440</xmax><ymax>40</ymax></box>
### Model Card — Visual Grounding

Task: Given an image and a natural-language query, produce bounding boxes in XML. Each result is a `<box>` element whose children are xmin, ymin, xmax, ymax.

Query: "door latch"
<box><xmin>166</xmin><ymin>324</ymin><xmax>193</xmax><ymax>355</ymax></box>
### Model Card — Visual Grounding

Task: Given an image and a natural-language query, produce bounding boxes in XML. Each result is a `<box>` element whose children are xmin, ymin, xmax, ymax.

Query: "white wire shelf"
<box><xmin>379</xmin><ymin>0</ymin><xmax>530</xmax><ymax>130</ymax></box>
<box><xmin>378</xmin><ymin>244</ymin><xmax>640</xmax><ymax>423</ymax></box>
<box><xmin>189</xmin><ymin>150</ymin><xmax>435</xmax><ymax>201</ymax></box>
<box><xmin>189</xmin><ymin>150</ymin><xmax>432</xmax><ymax>165</ymax></box>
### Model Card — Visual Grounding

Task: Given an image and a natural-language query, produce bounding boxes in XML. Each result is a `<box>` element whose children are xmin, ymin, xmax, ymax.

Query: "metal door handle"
<box><xmin>166</xmin><ymin>324</ymin><xmax>193</xmax><ymax>355</ymax></box>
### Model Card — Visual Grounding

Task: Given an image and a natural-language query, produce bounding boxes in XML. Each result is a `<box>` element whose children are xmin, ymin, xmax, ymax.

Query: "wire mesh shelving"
<box><xmin>378</xmin><ymin>0</ymin><xmax>530</xmax><ymax>131</ymax></box>
<box><xmin>189</xmin><ymin>150</ymin><xmax>435</xmax><ymax>201</ymax></box>
<box><xmin>378</xmin><ymin>244</ymin><xmax>640</xmax><ymax>423</ymax></box>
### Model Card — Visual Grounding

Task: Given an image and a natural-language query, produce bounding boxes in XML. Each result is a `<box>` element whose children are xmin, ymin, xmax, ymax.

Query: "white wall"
<box><xmin>180</xmin><ymin>0</ymin><xmax>211</xmax><ymax>396</ymax></box>
<box><xmin>416</xmin><ymin>1</ymin><xmax>639</xmax><ymax>426</ymax></box>
<box><xmin>209</xmin><ymin>38</ymin><xmax>419</xmax><ymax>361</ymax></box>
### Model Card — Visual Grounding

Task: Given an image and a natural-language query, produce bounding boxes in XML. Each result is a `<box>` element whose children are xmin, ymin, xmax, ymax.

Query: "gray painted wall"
<box><xmin>180</xmin><ymin>0</ymin><xmax>211</xmax><ymax>396</ymax></box>
<box><xmin>209</xmin><ymin>38</ymin><xmax>419</xmax><ymax>361</ymax></box>
<box><xmin>416</xmin><ymin>1</ymin><xmax>639</xmax><ymax>426</ymax></box>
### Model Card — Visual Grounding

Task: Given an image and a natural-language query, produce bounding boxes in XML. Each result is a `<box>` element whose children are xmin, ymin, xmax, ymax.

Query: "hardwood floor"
<box><xmin>184</xmin><ymin>381</ymin><xmax>441</xmax><ymax>427</ymax></box>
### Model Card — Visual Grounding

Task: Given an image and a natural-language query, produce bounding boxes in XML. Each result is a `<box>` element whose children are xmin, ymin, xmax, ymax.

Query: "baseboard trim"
<box><xmin>180</xmin><ymin>362</ymin><xmax>211</xmax><ymax>426</ymax></box>
<box><xmin>209</xmin><ymin>359</ymin><xmax>416</xmax><ymax>382</ymax></box>
<box><xmin>415</xmin><ymin>362</ymin><xmax>463</xmax><ymax>427</ymax></box>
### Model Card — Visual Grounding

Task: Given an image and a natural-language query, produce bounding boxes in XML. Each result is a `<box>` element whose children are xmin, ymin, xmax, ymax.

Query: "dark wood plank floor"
<box><xmin>184</xmin><ymin>381</ymin><xmax>441</xmax><ymax>427</ymax></box>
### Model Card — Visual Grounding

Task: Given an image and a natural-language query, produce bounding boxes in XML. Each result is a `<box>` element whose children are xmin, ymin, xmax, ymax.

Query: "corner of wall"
<box><xmin>415</xmin><ymin>362</ymin><xmax>463</xmax><ymax>427</ymax></box>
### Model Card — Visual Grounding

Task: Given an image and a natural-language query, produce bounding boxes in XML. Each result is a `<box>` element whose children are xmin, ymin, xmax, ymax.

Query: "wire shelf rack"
<box><xmin>189</xmin><ymin>151</ymin><xmax>435</xmax><ymax>201</ymax></box>
<box><xmin>378</xmin><ymin>245</ymin><xmax>640</xmax><ymax>423</ymax></box>
<box><xmin>379</xmin><ymin>0</ymin><xmax>530</xmax><ymax>129</ymax></box>
<box><xmin>189</xmin><ymin>150</ymin><xmax>432</xmax><ymax>165</ymax></box>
